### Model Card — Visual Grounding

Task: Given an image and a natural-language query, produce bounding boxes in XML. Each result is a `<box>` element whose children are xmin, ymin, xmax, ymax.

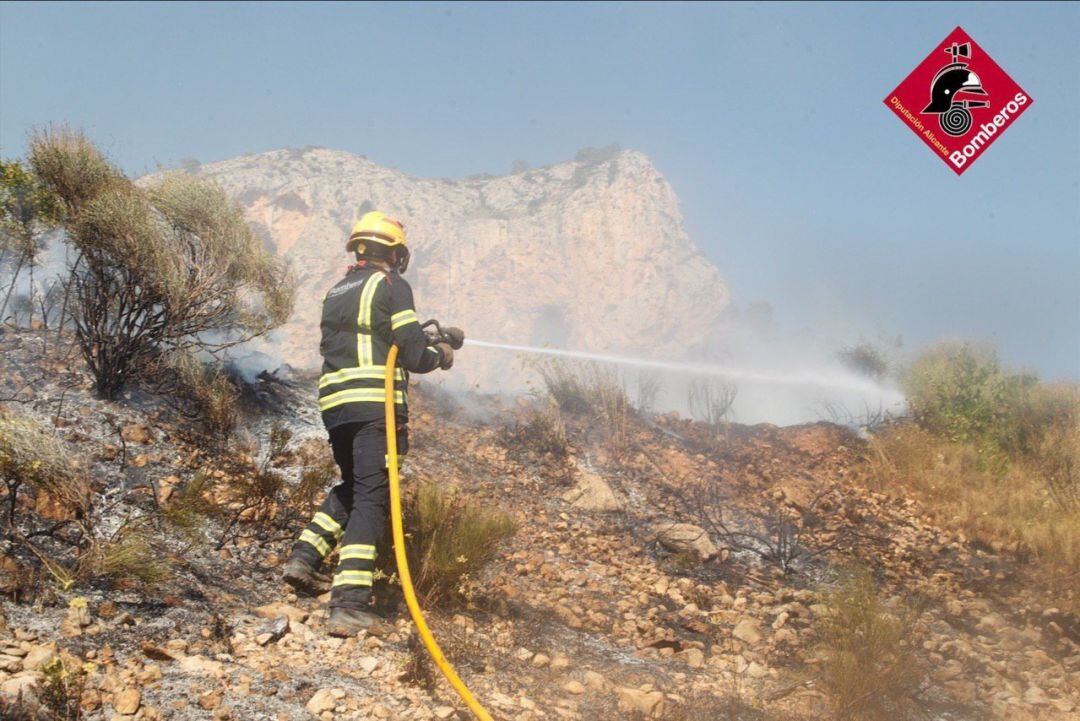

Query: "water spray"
<box><xmin>464</xmin><ymin>338</ymin><xmax>904</xmax><ymax>402</ymax></box>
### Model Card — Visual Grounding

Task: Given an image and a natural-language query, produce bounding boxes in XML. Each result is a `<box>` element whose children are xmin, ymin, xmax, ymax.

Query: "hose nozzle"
<box><xmin>421</xmin><ymin>319</ymin><xmax>465</xmax><ymax>349</ymax></box>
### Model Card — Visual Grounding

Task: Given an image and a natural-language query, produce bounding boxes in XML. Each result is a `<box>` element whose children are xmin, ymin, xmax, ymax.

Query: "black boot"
<box><xmin>282</xmin><ymin>558</ymin><xmax>331</xmax><ymax>596</ymax></box>
<box><xmin>326</xmin><ymin>607</ymin><xmax>391</xmax><ymax>637</ymax></box>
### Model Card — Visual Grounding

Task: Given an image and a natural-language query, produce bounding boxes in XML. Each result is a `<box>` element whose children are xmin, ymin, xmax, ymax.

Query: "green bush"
<box><xmin>904</xmin><ymin>342</ymin><xmax>1030</xmax><ymax>452</ymax></box>
<box><xmin>28</xmin><ymin>127</ymin><xmax>295</xmax><ymax>398</ymax></box>
<box><xmin>903</xmin><ymin>341</ymin><xmax>1003</xmax><ymax>442</ymax></box>
<box><xmin>380</xmin><ymin>483</ymin><xmax>514</xmax><ymax>607</ymax></box>
<box><xmin>904</xmin><ymin>342</ymin><xmax>1079</xmax><ymax>466</ymax></box>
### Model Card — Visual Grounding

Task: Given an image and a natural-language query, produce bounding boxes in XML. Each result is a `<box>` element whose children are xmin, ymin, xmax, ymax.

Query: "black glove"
<box><xmin>444</xmin><ymin>326</ymin><xmax>465</xmax><ymax>350</ymax></box>
<box><xmin>435</xmin><ymin>342</ymin><xmax>454</xmax><ymax>370</ymax></box>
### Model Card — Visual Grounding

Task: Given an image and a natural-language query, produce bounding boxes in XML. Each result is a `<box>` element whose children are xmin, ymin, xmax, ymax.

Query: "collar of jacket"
<box><xmin>344</xmin><ymin>262</ymin><xmax>395</xmax><ymax>283</ymax></box>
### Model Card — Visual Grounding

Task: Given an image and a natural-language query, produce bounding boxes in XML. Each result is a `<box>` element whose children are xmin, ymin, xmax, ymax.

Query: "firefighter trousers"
<box><xmin>289</xmin><ymin>421</ymin><xmax>407</xmax><ymax>610</ymax></box>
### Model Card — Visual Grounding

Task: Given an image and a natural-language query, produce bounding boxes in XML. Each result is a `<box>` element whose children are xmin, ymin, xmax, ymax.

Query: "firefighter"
<box><xmin>282</xmin><ymin>211</ymin><xmax>460</xmax><ymax>637</ymax></box>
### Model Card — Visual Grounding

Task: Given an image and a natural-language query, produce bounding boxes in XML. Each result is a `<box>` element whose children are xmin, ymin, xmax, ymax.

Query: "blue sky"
<box><xmin>2</xmin><ymin>2</ymin><xmax>1077</xmax><ymax>377</ymax></box>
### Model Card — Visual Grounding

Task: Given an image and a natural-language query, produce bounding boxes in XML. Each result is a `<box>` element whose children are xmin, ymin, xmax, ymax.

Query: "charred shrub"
<box><xmin>839</xmin><ymin>342</ymin><xmax>891</xmax><ymax>381</ymax></box>
<box><xmin>501</xmin><ymin>399</ymin><xmax>568</xmax><ymax>459</ymax></box>
<box><xmin>291</xmin><ymin>446</ymin><xmax>338</xmax><ymax>520</ymax></box>
<box><xmin>0</xmin><ymin>556</ymin><xmax>43</xmax><ymax>603</ymax></box>
<box><xmin>687</xmin><ymin>377</ymin><xmax>737</xmax><ymax>429</ymax></box>
<box><xmin>537</xmin><ymin>359</ymin><xmax>592</xmax><ymax>415</ymax></box>
<box><xmin>399</xmin><ymin>631</ymin><xmax>437</xmax><ymax>690</ymax></box>
<box><xmin>37</xmin><ymin>656</ymin><xmax>88</xmax><ymax>721</ymax></box>
<box><xmin>212</xmin><ymin>423</ymin><xmax>341</xmax><ymax>548</ymax></box>
<box><xmin>536</xmin><ymin>360</ymin><xmax>633</xmax><ymax>461</ymax></box>
<box><xmin>633</xmin><ymin>370</ymin><xmax>663</xmax><ymax>415</ymax></box>
<box><xmin>212</xmin><ymin>422</ymin><xmax>293</xmax><ymax>548</ymax></box>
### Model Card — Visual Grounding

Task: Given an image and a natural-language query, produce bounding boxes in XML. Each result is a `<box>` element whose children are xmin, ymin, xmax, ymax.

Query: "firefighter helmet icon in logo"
<box><xmin>884</xmin><ymin>27</ymin><xmax>1033</xmax><ymax>175</ymax></box>
<box><xmin>922</xmin><ymin>42</ymin><xmax>990</xmax><ymax>137</ymax></box>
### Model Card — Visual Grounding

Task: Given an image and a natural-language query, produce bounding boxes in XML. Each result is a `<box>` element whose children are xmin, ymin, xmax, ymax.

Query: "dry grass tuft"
<box><xmin>0</xmin><ymin>409</ymin><xmax>89</xmax><ymax>518</ymax></box>
<box><xmin>868</xmin><ymin>424</ymin><xmax>1080</xmax><ymax>602</ymax></box>
<box><xmin>148</xmin><ymin>351</ymin><xmax>241</xmax><ymax>438</ymax></box>
<box><xmin>86</xmin><ymin>528</ymin><xmax>172</xmax><ymax>589</ymax></box>
<box><xmin>28</xmin><ymin>125</ymin><xmax>122</xmax><ymax>215</ymax></box>
<box><xmin>818</xmin><ymin>568</ymin><xmax>926</xmax><ymax>721</ymax></box>
<box><xmin>536</xmin><ymin>360</ymin><xmax>634</xmax><ymax>460</ymax></box>
<box><xmin>160</xmin><ymin>472</ymin><xmax>217</xmax><ymax>542</ymax></box>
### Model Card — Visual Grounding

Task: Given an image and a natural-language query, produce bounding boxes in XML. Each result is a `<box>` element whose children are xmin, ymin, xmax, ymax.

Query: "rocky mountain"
<box><xmin>186</xmin><ymin>146</ymin><xmax>729</xmax><ymax>387</ymax></box>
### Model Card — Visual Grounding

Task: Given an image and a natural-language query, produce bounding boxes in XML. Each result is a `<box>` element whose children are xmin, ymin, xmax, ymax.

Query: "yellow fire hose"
<box><xmin>384</xmin><ymin>345</ymin><xmax>494</xmax><ymax>721</ymax></box>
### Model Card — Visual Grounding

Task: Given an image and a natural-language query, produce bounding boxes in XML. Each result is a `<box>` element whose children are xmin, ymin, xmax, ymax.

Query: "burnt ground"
<box><xmin>1</xmin><ymin>327</ymin><xmax>1077</xmax><ymax>721</ymax></box>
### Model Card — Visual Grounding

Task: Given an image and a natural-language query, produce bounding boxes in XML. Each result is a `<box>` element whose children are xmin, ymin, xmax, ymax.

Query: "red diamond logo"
<box><xmin>884</xmin><ymin>26</ymin><xmax>1033</xmax><ymax>175</ymax></box>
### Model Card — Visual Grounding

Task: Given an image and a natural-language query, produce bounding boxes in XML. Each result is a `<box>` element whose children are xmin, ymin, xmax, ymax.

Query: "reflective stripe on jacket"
<box><xmin>318</xmin><ymin>264</ymin><xmax>441</xmax><ymax>429</ymax></box>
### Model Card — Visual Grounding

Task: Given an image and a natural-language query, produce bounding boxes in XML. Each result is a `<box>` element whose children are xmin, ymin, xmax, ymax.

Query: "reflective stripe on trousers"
<box><xmin>288</xmin><ymin>421</ymin><xmax>408</xmax><ymax>610</ymax></box>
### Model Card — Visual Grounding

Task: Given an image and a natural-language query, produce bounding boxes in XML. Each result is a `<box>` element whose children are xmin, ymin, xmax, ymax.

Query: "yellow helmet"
<box><xmin>347</xmin><ymin>211</ymin><xmax>406</xmax><ymax>253</ymax></box>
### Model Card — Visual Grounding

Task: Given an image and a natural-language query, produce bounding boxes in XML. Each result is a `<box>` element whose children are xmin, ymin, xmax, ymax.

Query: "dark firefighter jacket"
<box><xmin>318</xmin><ymin>263</ymin><xmax>442</xmax><ymax>430</ymax></box>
